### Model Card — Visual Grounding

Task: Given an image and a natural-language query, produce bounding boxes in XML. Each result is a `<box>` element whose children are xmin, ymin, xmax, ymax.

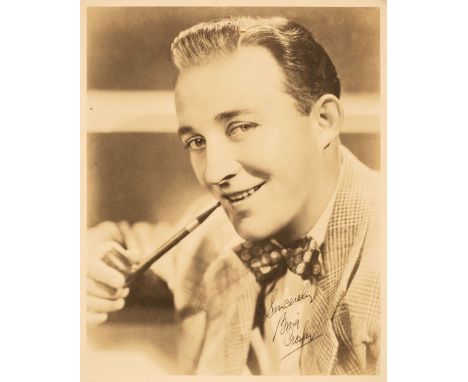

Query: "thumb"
<box><xmin>117</xmin><ymin>221</ymin><xmax>144</xmax><ymax>263</ymax></box>
<box><xmin>121</xmin><ymin>247</ymin><xmax>142</xmax><ymax>264</ymax></box>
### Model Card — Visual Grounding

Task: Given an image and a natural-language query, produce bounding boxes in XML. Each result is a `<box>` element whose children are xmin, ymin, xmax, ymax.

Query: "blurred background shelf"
<box><xmin>86</xmin><ymin>90</ymin><xmax>380</xmax><ymax>134</ymax></box>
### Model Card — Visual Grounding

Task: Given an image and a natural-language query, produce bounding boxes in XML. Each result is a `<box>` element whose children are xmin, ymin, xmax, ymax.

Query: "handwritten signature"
<box><xmin>272</xmin><ymin>312</ymin><xmax>322</xmax><ymax>359</ymax></box>
<box><xmin>264</xmin><ymin>282</ymin><xmax>316</xmax><ymax>320</ymax></box>
<box><xmin>263</xmin><ymin>282</ymin><xmax>321</xmax><ymax>360</ymax></box>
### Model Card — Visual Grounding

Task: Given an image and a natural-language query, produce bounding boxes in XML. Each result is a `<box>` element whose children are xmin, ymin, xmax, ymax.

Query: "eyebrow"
<box><xmin>177</xmin><ymin>125</ymin><xmax>194</xmax><ymax>137</ymax></box>
<box><xmin>177</xmin><ymin>109</ymin><xmax>253</xmax><ymax>137</ymax></box>
<box><xmin>215</xmin><ymin>109</ymin><xmax>251</xmax><ymax>123</ymax></box>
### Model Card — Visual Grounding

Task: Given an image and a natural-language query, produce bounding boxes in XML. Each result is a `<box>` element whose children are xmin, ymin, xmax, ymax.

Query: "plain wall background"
<box><xmin>87</xmin><ymin>7</ymin><xmax>380</xmax><ymax>93</ymax></box>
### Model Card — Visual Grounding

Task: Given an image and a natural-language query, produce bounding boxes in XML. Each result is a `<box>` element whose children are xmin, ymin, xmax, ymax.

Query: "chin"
<box><xmin>232</xmin><ymin>216</ymin><xmax>280</xmax><ymax>242</ymax></box>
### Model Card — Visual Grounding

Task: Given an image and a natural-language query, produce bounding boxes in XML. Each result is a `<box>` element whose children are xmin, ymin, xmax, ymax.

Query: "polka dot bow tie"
<box><xmin>233</xmin><ymin>236</ymin><xmax>324</xmax><ymax>285</ymax></box>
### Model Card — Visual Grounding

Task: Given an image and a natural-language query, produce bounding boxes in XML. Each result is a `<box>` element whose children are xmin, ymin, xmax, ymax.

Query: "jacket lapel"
<box><xmin>196</xmin><ymin>251</ymin><xmax>260</xmax><ymax>374</ymax></box>
<box><xmin>300</xmin><ymin>147</ymin><xmax>373</xmax><ymax>374</ymax></box>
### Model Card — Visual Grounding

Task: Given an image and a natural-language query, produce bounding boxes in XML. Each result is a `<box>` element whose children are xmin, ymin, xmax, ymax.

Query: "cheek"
<box><xmin>254</xmin><ymin>123</ymin><xmax>305</xmax><ymax>162</ymax></box>
<box><xmin>266</xmin><ymin>145</ymin><xmax>317</xmax><ymax>199</ymax></box>
<box><xmin>231</xmin><ymin>129</ymin><xmax>285</xmax><ymax>175</ymax></box>
<box><xmin>190</xmin><ymin>155</ymin><xmax>207</xmax><ymax>186</ymax></box>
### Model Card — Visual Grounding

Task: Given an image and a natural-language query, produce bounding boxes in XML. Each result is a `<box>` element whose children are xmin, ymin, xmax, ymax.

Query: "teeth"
<box><xmin>226</xmin><ymin>184</ymin><xmax>264</xmax><ymax>203</ymax></box>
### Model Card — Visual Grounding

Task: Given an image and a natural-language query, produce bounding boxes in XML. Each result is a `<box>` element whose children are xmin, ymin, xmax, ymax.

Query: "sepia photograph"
<box><xmin>82</xmin><ymin>0</ymin><xmax>386</xmax><ymax>378</ymax></box>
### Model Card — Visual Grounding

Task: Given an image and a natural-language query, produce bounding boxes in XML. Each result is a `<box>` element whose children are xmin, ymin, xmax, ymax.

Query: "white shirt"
<box><xmin>247</xmin><ymin>186</ymin><xmax>338</xmax><ymax>375</ymax></box>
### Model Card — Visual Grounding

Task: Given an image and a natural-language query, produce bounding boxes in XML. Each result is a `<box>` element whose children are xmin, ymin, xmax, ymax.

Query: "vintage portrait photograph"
<box><xmin>82</xmin><ymin>0</ymin><xmax>386</xmax><ymax>379</ymax></box>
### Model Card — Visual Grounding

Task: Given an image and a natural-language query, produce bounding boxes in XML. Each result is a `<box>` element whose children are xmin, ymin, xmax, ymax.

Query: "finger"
<box><xmin>102</xmin><ymin>249</ymin><xmax>134</xmax><ymax>274</ymax></box>
<box><xmin>87</xmin><ymin>278</ymin><xmax>116</xmax><ymax>299</ymax></box>
<box><xmin>118</xmin><ymin>221</ymin><xmax>143</xmax><ymax>263</ymax></box>
<box><xmin>120</xmin><ymin>287</ymin><xmax>130</xmax><ymax>298</ymax></box>
<box><xmin>87</xmin><ymin>278</ymin><xmax>129</xmax><ymax>299</ymax></box>
<box><xmin>87</xmin><ymin>311</ymin><xmax>108</xmax><ymax>327</ymax></box>
<box><xmin>87</xmin><ymin>295</ymin><xmax>125</xmax><ymax>313</ymax></box>
<box><xmin>94</xmin><ymin>241</ymin><xmax>127</xmax><ymax>261</ymax></box>
<box><xmin>88</xmin><ymin>258</ymin><xmax>126</xmax><ymax>289</ymax></box>
<box><xmin>122</xmin><ymin>248</ymin><xmax>141</xmax><ymax>265</ymax></box>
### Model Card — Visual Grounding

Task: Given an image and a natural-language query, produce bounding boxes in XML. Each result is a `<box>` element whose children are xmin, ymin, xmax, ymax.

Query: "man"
<box><xmin>86</xmin><ymin>16</ymin><xmax>382</xmax><ymax>375</ymax></box>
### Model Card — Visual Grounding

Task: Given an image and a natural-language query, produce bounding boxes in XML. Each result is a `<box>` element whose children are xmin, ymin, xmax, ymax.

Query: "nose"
<box><xmin>203</xmin><ymin>137</ymin><xmax>240</xmax><ymax>186</ymax></box>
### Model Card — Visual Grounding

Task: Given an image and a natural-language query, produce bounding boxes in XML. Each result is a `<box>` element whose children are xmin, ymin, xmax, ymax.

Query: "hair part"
<box><xmin>171</xmin><ymin>16</ymin><xmax>341</xmax><ymax>115</ymax></box>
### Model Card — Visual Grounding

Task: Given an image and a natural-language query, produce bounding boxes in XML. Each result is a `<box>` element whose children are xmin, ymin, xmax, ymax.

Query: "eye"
<box><xmin>184</xmin><ymin>136</ymin><xmax>206</xmax><ymax>151</ymax></box>
<box><xmin>227</xmin><ymin>123</ymin><xmax>258</xmax><ymax>138</ymax></box>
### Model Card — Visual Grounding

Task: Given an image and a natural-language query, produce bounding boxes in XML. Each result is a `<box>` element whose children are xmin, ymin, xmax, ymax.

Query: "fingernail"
<box><xmin>121</xmin><ymin>288</ymin><xmax>130</xmax><ymax>298</ymax></box>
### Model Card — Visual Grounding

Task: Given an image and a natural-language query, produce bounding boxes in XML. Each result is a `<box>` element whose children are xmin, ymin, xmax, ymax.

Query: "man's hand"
<box><xmin>86</xmin><ymin>222</ymin><xmax>141</xmax><ymax>327</ymax></box>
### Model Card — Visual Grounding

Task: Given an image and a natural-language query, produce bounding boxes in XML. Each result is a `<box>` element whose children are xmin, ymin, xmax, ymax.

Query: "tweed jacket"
<box><xmin>128</xmin><ymin>145</ymin><xmax>382</xmax><ymax>375</ymax></box>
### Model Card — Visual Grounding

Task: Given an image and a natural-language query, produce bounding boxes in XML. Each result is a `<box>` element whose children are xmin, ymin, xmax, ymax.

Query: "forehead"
<box><xmin>174</xmin><ymin>46</ymin><xmax>294</xmax><ymax>123</ymax></box>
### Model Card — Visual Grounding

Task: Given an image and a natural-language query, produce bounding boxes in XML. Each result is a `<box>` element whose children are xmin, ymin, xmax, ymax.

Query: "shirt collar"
<box><xmin>271</xmin><ymin>160</ymin><xmax>343</xmax><ymax>250</ymax></box>
<box><xmin>307</xmin><ymin>183</ymin><xmax>338</xmax><ymax>248</ymax></box>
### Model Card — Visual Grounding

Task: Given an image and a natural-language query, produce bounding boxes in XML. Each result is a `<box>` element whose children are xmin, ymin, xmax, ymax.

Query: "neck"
<box><xmin>275</xmin><ymin>145</ymin><xmax>342</xmax><ymax>246</ymax></box>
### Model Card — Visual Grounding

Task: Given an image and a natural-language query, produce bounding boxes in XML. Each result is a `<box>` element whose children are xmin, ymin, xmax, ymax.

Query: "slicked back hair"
<box><xmin>171</xmin><ymin>16</ymin><xmax>341</xmax><ymax>116</ymax></box>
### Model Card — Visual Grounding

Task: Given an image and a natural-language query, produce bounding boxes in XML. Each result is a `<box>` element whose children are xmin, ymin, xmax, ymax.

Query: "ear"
<box><xmin>310</xmin><ymin>94</ymin><xmax>343</xmax><ymax>149</ymax></box>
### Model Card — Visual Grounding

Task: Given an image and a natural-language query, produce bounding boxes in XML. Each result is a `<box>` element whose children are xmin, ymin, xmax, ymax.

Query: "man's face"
<box><xmin>175</xmin><ymin>46</ymin><xmax>325</xmax><ymax>242</ymax></box>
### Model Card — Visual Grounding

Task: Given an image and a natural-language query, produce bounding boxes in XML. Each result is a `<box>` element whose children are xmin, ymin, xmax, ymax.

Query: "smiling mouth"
<box><xmin>223</xmin><ymin>182</ymin><xmax>266</xmax><ymax>203</ymax></box>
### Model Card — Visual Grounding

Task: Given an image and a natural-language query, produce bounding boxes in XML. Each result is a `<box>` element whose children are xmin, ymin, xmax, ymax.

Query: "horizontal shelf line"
<box><xmin>86</xmin><ymin>90</ymin><xmax>380</xmax><ymax>134</ymax></box>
